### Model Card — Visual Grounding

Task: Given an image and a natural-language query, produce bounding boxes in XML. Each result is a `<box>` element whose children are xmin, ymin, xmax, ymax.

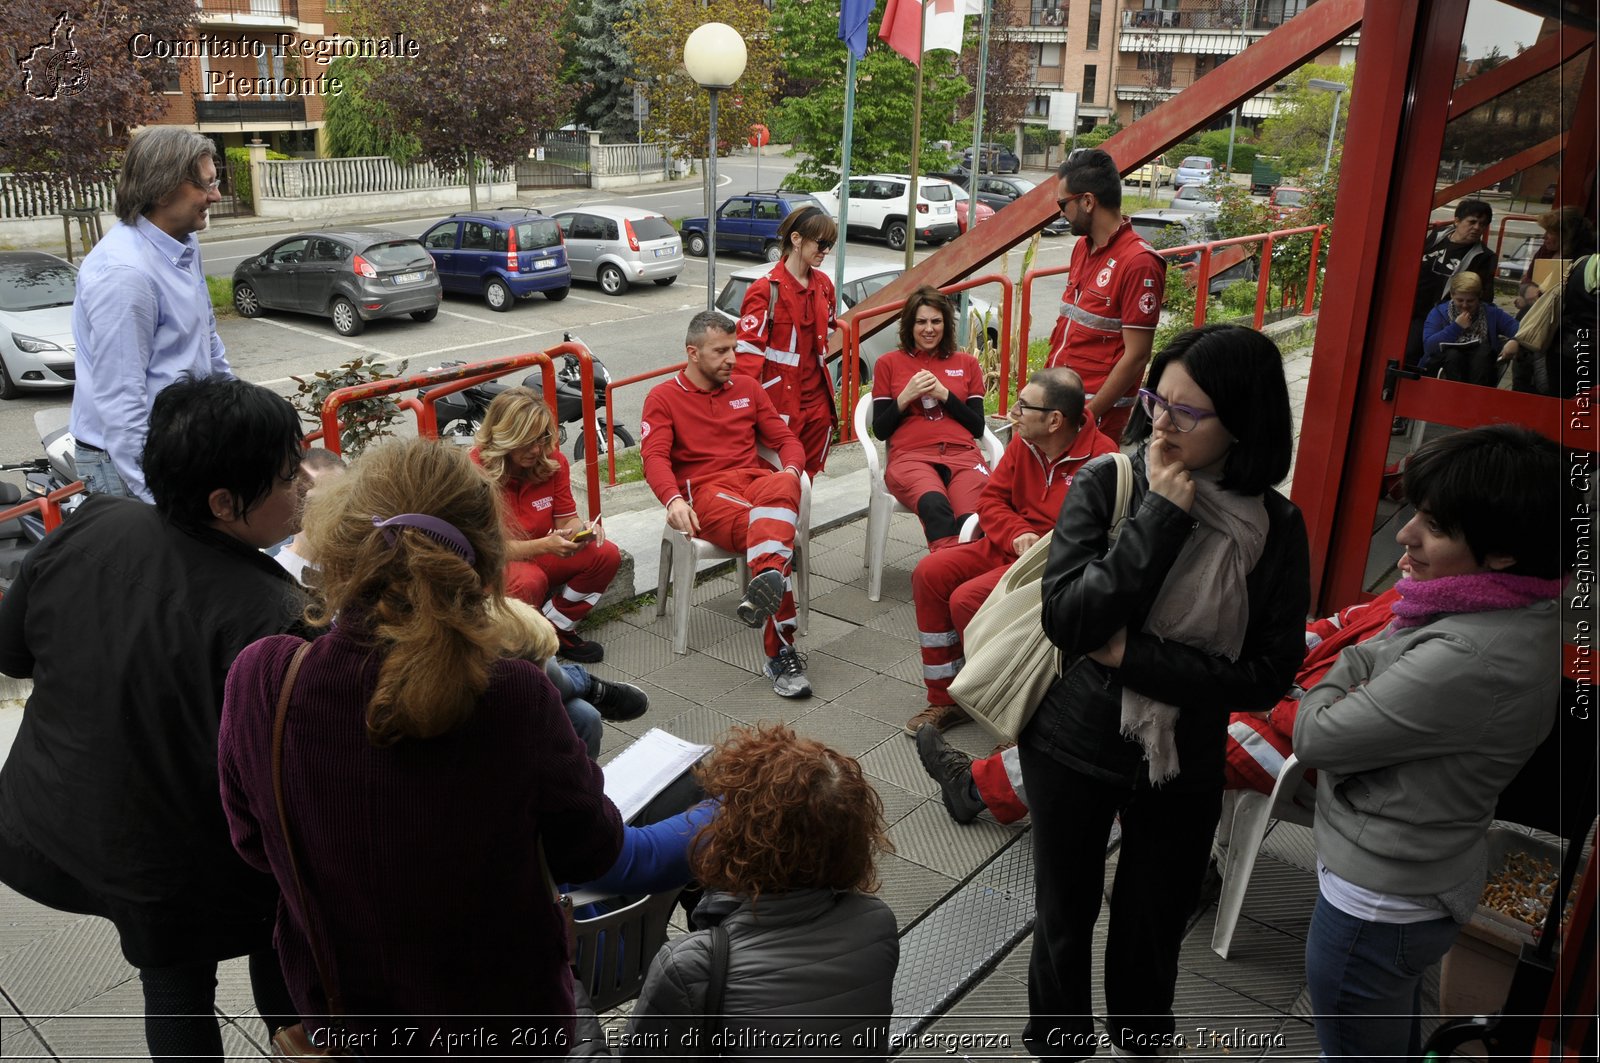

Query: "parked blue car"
<box><xmin>680</xmin><ymin>191</ymin><xmax>826</xmax><ymax>263</ymax></box>
<box><xmin>421</xmin><ymin>208</ymin><xmax>571</xmax><ymax>311</ymax></box>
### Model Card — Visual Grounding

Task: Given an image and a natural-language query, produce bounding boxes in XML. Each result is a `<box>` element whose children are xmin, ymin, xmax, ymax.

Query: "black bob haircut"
<box><xmin>143</xmin><ymin>375</ymin><xmax>304</xmax><ymax>529</ymax></box>
<box><xmin>1056</xmin><ymin>148</ymin><xmax>1122</xmax><ymax>211</ymax></box>
<box><xmin>1401</xmin><ymin>423</ymin><xmax>1560</xmax><ymax>579</ymax></box>
<box><xmin>1125</xmin><ymin>324</ymin><xmax>1294</xmax><ymax>495</ymax></box>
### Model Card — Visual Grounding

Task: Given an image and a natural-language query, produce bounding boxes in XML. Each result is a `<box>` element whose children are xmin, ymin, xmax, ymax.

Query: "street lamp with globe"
<box><xmin>683</xmin><ymin>22</ymin><xmax>747</xmax><ymax>310</ymax></box>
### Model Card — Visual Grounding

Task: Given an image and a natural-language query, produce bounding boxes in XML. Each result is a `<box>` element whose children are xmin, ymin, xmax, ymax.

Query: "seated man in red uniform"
<box><xmin>473</xmin><ymin>387</ymin><xmax>621</xmax><ymax>663</ymax></box>
<box><xmin>1046</xmin><ymin>148</ymin><xmax>1166</xmax><ymax>444</ymax></box>
<box><xmin>917</xmin><ymin>586</ymin><xmax>1405</xmax><ymax>823</ymax></box>
<box><xmin>905</xmin><ymin>367</ymin><xmax>1115</xmax><ymax>736</ymax></box>
<box><xmin>641</xmin><ymin>311</ymin><xmax>812</xmax><ymax>699</ymax></box>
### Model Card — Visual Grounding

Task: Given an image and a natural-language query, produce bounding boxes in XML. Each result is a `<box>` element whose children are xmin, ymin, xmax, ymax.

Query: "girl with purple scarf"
<box><xmin>1295</xmin><ymin>424</ymin><xmax>1563</xmax><ymax>1062</ymax></box>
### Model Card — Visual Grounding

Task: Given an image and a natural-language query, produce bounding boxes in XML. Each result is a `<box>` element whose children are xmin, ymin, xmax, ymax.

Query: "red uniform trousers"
<box><xmin>505</xmin><ymin>538</ymin><xmax>622</xmax><ymax>632</ymax></box>
<box><xmin>885</xmin><ymin>440</ymin><xmax>990</xmax><ymax>549</ymax></box>
<box><xmin>691</xmin><ymin>467</ymin><xmax>802</xmax><ymax>658</ymax></box>
<box><xmin>790</xmin><ymin>400</ymin><xmax>835</xmax><ymax>478</ymax></box>
<box><xmin>972</xmin><ymin>747</ymin><xmax>1031</xmax><ymax>824</ymax></box>
<box><xmin>913</xmin><ymin>535</ymin><xmax>1014</xmax><ymax>707</ymax></box>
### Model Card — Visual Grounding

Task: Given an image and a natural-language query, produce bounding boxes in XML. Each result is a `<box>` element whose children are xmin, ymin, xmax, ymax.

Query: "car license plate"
<box><xmin>534</xmin><ymin>258</ymin><xmax>557</xmax><ymax>270</ymax></box>
<box><xmin>393</xmin><ymin>271</ymin><xmax>426</xmax><ymax>284</ymax></box>
<box><xmin>654</xmin><ymin>247</ymin><xmax>675</xmax><ymax>258</ymax></box>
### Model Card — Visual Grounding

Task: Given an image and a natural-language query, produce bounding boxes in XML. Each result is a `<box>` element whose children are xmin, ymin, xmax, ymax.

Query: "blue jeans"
<box><xmin>1305</xmin><ymin>893</ymin><xmax>1462</xmax><ymax>1062</ymax></box>
<box><xmin>545</xmin><ymin>659</ymin><xmax>600</xmax><ymax>758</ymax></box>
<box><xmin>74</xmin><ymin>443</ymin><xmax>141</xmax><ymax>500</ymax></box>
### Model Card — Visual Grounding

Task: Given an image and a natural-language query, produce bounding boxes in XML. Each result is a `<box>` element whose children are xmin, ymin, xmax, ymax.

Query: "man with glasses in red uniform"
<box><xmin>1046</xmin><ymin>148</ymin><xmax>1166</xmax><ymax>444</ymax></box>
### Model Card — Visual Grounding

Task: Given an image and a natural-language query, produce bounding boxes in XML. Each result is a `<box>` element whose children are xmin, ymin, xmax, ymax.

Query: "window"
<box><xmin>460</xmin><ymin>222</ymin><xmax>494</xmax><ymax>250</ymax></box>
<box><xmin>160</xmin><ymin>59</ymin><xmax>180</xmax><ymax>93</ymax></box>
<box><xmin>1083</xmin><ymin>65</ymin><xmax>1097</xmax><ymax>103</ymax></box>
<box><xmin>1027</xmin><ymin>94</ymin><xmax>1051</xmax><ymax>117</ymax></box>
<box><xmin>308</xmin><ymin>239</ymin><xmax>345</xmax><ymax>262</ymax></box>
<box><xmin>722</xmin><ymin>200</ymin><xmax>752</xmax><ymax>219</ymax></box>
<box><xmin>270</xmin><ymin>239</ymin><xmax>308</xmax><ymax>264</ymax></box>
<box><xmin>600</xmin><ymin>220</ymin><xmax>619</xmax><ymax>241</ymax></box>
<box><xmin>423</xmin><ymin>225</ymin><xmax>458</xmax><ymax>250</ymax></box>
<box><xmin>1087</xmin><ymin>1</ymin><xmax>1102</xmax><ymax>49</ymax></box>
<box><xmin>1034</xmin><ymin>43</ymin><xmax>1061</xmax><ymax>67</ymax></box>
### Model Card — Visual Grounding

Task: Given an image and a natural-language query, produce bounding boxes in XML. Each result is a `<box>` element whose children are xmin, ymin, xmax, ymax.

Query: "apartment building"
<box><xmin>147</xmin><ymin>0</ymin><xmax>354</xmax><ymax>159</ymax></box>
<box><xmin>1014</xmin><ymin>0</ymin><xmax>1358</xmax><ymax>143</ymax></box>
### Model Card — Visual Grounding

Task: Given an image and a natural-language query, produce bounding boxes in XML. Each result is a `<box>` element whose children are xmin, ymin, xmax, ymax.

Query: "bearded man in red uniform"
<box><xmin>1047</xmin><ymin>148</ymin><xmax>1166</xmax><ymax>444</ymax></box>
<box><xmin>904</xmin><ymin>368</ymin><xmax>1115</xmax><ymax>737</ymax></box>
<box><xmin>641</xmin><ymin>311</ymin><xmax>812</xmax><ymax>698</ymax></box>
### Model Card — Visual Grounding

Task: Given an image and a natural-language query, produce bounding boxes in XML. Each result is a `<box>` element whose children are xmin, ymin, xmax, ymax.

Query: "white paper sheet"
<box><xmin>603</xmin><ymin>728</ymin><xmax>712</xmax><ymax>822</ymax></box>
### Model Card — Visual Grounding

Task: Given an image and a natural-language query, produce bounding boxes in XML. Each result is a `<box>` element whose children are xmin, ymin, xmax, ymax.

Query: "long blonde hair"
<box><xmin>475</xmin><ymin>386</ymin><xmax>561</xmax><ymax>485</ymax></box>
<box><xmin>302</xmin><ymin>439</ymin><xmax>508</xmax><ymax>745</ymax></box>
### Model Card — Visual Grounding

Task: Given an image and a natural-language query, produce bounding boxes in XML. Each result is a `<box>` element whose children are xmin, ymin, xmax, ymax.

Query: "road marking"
<box><xmin>624</xmin><ymin>172</ymin><xmax>733</xmax><ymax>200</ymax></box>
<box><xmin>244</xmin><ymin>316</ymin><xmax>398</xmax><ymax>359</ymax></box>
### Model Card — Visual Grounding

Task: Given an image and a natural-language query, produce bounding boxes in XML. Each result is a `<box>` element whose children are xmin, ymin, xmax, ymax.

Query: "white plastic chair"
<box><xmin>567</xmin><ymin>886</ymin><xmax>683</xmax><ymax>1012</ymax></box>
<box><xmin>1211</xmin><ymin>753</ymin><xmax>1316</xmax><ymax>959</ymax></box>
<box><xmin>854</xmin><ymin>394</ymin><xmax>1004</xmax><ymax>602</ymax></box>
<box><xmin>655</xmin><ymin>451</ymin><xmax>811</xmax><ymax>655</ymax></box>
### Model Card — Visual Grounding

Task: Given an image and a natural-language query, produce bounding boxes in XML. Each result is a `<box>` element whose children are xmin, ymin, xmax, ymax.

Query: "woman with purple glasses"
<box><xmin>218</xmin><ymin>438</ymin><xmax>621</xmax><ymax>1055</ymax></box>
<box><xmin>1019</xmin><ymin>324</ymin><xmax>1310</xmax><ymax>1061</ymax></box>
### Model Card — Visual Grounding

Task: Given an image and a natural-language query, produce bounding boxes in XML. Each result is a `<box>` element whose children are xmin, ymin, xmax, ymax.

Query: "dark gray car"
<box><xmin>232</xmin><ymin>230</ymin><xmax>442</xmax><ymax>336</ymax></box>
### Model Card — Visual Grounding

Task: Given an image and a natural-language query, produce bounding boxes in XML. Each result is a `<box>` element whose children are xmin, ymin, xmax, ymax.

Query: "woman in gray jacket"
<box><xmin>1295</xmin><ymin>424</ymin><xmax>1563</xmax><ymax>1061</ymax></box>
<box><xmin>623</xmin><ymin>724</ymin><xmax>898</xmax><ymax>1060</ymax></box>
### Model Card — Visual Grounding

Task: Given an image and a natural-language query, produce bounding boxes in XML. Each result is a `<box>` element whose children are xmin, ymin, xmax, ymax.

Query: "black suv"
<box><xmin>680</xmin><ymin>191</ymin><xmax>827</xmax><ymax>263</ymax></box>
<box><xmin>420</xmin><ymin>208</ymin><xmax>571</xmax><ymax>311</ymax></box>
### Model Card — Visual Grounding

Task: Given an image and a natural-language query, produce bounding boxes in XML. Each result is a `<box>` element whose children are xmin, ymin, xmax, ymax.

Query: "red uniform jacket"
<box><xmin>733</xmin><ymin>262</ymin><xmax>838</xmax><ymax>425</ymax></box>
<box><xmin>639</xmin><ymin>372</ymin><xmax>805</xmax><ymax>506</ymax></box>
<box><xmin>1046</xmin><ymin>220</ymin><xmax>1165</xmax><ymax>393</ymax></box>
<box><xmin>977</xmin><ymin>427</ymin><xmax>1118</xmax><ymax>553</ymax></box>
<box><xmin>469</xmin><ymin>448</ymin><xmax>577</xmax><ymax>540</ymax></box>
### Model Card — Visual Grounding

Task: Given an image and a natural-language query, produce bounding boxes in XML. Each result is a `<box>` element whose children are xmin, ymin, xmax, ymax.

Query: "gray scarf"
<box><xmin>1120</xmin><ymin>467</ymin><xmax>1269</xmax><ymax>784</ymax></box>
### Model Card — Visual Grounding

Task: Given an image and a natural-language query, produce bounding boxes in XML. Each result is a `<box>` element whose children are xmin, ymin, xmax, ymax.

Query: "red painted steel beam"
<box><xmin>828</xmin><ymin>0</ymin><xmax>1366</xmax><ymax>353</ymax></box>
<box><xmin>1559</xmin><ymin>42</ymin><xmax>1598</xmax><ymax>213</ymax></box>
<box><xmin>1292</xmin><ymin>0</ymin><xmax>1469</xmax><ymax>610</ymax></box>
<box><xmin>1446</xmin><ymin>28</ymin><xmax>1593</xmax><ymax>119</ymax></box>
<box><xmin>1433</xmin><ymin>132</ymin><xmax>1567</xmax><ymax>206</ymax></box>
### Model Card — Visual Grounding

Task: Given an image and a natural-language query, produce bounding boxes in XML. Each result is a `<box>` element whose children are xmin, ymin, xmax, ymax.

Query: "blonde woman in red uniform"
<box><xmin>473</xmin><ymin>388</ymin><xmax>619</xmax><ymax>663</ymax></box>
<box><xmin>734</xmin><ymin>206</ymin><xmax>839</xmax><ymax>476</ymax></box>
<box><xmin>870</xmin><ymin>286</ymin><xmax>990</xmax><ymax>550</ymax></box>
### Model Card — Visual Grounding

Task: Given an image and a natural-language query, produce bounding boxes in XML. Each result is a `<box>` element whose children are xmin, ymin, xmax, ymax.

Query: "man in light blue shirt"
<box><xmin>70</xmin><ymin>128</ymin><xmax>233</xmax><ymax>501</ymax></box>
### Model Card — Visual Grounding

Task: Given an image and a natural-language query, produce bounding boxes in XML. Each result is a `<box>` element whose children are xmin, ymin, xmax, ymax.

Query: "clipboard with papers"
<box><xmin>602</xmin><ymin>728</ymin><xmax>712</xmax><ymax>823</ymax></box>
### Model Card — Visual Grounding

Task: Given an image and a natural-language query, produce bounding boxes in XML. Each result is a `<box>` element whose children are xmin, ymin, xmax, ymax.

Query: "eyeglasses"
<box><xmin>814</xmin><ymin>240</ymin><xmax>833</xmax><ymax>252</ymax></box>
<box><xmin>188</xmin><ymin>177</ymin><xmax>222</xmax><ymax>193</ymax></box>
<box><xmin>1012</xmin><ymin>400</ymin><xmax>1059</xmax><ymax>416</ymax></box>
<box><xmin>1137</xmin><ymin>388</ymin><xmax>1218</xmax><ymax>433</ymax></box>
<box><xmin>1056</xmin><ymin>192</ymin><xmax>1088</xmax><ymax>214</ymax></box>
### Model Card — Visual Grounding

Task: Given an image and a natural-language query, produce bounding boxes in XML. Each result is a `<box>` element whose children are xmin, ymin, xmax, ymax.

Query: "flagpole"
<box><xmin>961</xmin><ymin>0</ymin><xmax>991</xmax><ymax>345</ymax></box>
<box><xmin>836</xmin><ymin>50</ymin><xmax>857</xmax><ymax>319</ymax></box>
<box><xmin>905</xmin><ymin>1</ymin><xmax>928</xmax><ymax>271</ymax></box>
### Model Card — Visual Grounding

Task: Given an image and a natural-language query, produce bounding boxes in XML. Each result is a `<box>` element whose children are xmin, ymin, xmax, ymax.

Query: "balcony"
<box><xmin>1031</xmin><ymin>7</ymin><xmax>1066</xmax><ymax>27</ymax></box>
<box><xmin>1121</xmin><ymin>6</ymin><xmax>1263</xmax><ymax>32</ymax></box>
<box><xmin>194</xmin><ymin>96</ymin><xmax>307</xmax><ymax>123</ymax></box>
<box><xmin>198</xmin><ymin>0</ymin><xmax>301</xmax><ymax>28</ymax></box>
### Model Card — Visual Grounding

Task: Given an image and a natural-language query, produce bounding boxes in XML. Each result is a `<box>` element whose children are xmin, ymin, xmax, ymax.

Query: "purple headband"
<box><xmin>370</xmin><ymin>514</ymin><xmax>476</xmax><ymax>565</ymax></box>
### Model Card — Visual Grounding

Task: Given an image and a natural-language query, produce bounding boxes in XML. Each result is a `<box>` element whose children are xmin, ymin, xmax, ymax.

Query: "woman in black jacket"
<box><xmin>1019</xmin><ymin>325</ymin><xmax>1310</xmax><ymax>1061</ymax></box>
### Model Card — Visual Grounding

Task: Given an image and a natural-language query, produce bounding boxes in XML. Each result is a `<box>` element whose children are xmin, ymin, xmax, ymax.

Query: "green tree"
<box><xmin>347</xmin><ymin>0</ymin><xmax>575</xmax><ymax>208</ymax></box>
<box><xmin>770</xmin><ymin>0</ymin><xmax>970</xmax><ymax>190</ymax></box>
<box><xmin>619</xmin><ymin>0</ymin><xmax>780</xmax><ymax>166</ymax></box>
<box><xmin>322</xmin><ymin>57</ymin><xmax>421</xmax><ymax>162</ymax></box>
<box><xmin>1257</xmin><ymin>62</ymin><xmax>1354</xmax><ymax>175</ymax></box>
<box><xmin>568</xmin><ymin>0</ymin><xmax>643</xmax><ymax>138</ymax></box>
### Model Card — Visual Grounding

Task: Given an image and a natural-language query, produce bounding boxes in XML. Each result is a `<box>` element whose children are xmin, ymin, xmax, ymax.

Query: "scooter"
<box><xmin>0</xmin><ymin>408</ymin><xmax>82</xmax><ymax>590</ymax></box>
<box><xmin>425</xmin><ymin>336</ymin><xmax>635</xmax><ymax>459</ymax></box>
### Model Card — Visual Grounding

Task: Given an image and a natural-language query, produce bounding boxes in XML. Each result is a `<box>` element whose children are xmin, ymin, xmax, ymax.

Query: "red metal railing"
<box><xmin>0</xmin><ymin>479</ymin><xmax>85</xmax><ymax>538</ymax></box>
<box><xmin>318</xmin><ymin>343</ymin><xmax>603</xmax><ymax>521</ymax></box>
<box><xmin>838</xmin><ymin>273</ymin><xmax>1015</xmax><ymax>434</ymax></box>
<box><xmin>603</xmin><ymin>361</ymin><xmax>686</xmax><ymax>487</ymax></box>
<box><xmin>1016</xmin><ymin>223</ymin><xmax>1328</xmax><ymax>405</ymax></box>
<box><xmin>1492</xmin><ymin>212</ymin><xmax>1539</xmax><ymax>259</ymax></box>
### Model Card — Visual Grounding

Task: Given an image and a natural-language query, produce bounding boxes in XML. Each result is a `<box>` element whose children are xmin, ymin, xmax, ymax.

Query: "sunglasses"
<box><xmin>813</xmin><ymin>239</ymin><xmax>834</xmax><ymax>252</ymax></box>
<box><xmin>1056</xmin><ymin>192</ymin><xmax>1088</xmax><ymax>214</ymax></box>
<box><xmin>1137</xmin><ymin>389</ymin><xmax>1218</xmax><ymax>433</ymax></box>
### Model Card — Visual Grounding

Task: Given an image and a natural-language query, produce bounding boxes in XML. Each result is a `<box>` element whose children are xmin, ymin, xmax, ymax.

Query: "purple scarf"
<box><xmin>1390</xmin><ymin>571</ymin><xmax>1562</xmax><ymax>630</ymax></box>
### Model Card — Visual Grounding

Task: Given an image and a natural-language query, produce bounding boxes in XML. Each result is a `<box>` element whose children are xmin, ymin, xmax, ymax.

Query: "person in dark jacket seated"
<box><xmin>1019</xmin><ymin>325</ymin><xmax>1311</xmax><ymax>1060</ymax></box>
<box><xmin>623</xmin><ymin>724</ymin><xmax>899</xmax><ymax>1060</ymax></box>
<box><xmin>218</xmin><ymin>438</ymin><xmax>623</xmax><ymax>1055</ymax></box>
<box><xmin>0</xmin><ymin>376</ymin><xmax>309</xmax><ymax>1063</ymax></box>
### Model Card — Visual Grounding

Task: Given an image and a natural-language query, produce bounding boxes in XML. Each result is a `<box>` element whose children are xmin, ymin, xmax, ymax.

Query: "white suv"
<box><xmin>812</xmin><ymin>174</ymin><xmax>961</xmax><ymax>251</ymax></box>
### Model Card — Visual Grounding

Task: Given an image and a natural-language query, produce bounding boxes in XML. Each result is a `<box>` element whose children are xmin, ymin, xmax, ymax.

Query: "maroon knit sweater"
<box><xmin>219</xmin><ymin>624</ymin><xmax>622</xmax><ymax>1055</ymax></box>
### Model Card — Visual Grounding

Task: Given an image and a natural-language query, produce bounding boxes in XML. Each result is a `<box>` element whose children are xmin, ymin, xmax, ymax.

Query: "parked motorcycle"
<box><xmin>0</xmin><ymin>408</ymin><xmax>82</xmax><ymax>590</ymax></box>
<box><xmin>426</xmin><ymin>338</ymin><xmax>635</xmax><ymax>460</ymax></box>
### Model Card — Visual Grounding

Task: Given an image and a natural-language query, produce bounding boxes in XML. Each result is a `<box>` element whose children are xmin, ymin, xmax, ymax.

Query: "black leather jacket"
<box><xmin>1023</xmin><ymin>451</ymin><xmax>1310</xmax><ymax>792</ymax></box>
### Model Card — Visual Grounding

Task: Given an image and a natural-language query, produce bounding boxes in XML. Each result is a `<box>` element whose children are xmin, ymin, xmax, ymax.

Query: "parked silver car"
<box><xmin>0</xmin><ymin>252</ymin><xmax>77</xmax><ymax>398</ymax></box>
<box><xmin>553</xmin><ymin>205</ymin><xmax>684</xmax><ymax>295</ymax></box>
<box><xmin>714</xmin><ymin>262</ymin><xmax>999</xmax><ymax>385</ymax></box>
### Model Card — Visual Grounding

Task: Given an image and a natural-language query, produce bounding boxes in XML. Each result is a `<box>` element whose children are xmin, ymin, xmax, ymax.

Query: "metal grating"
<box><xmin>893</xmin><ymin>803</ymin><xmax>1018</xmax><ymax>880</ymax></box>
<box><xmin>597</xmin><ymin>680</ymin><xmax>699</xmax><ymax>741</ymax></box>
<box><xmin>796</xmin><ymin>650</ymin><xmax>878</xmax><ymax>703</ymax></box>
<box><xmin>810</xmin><ymin>584</ymin><xmax>910</xmax><ymax>625</ymax></box>
<box><xmin>814</xmin><ymin>628</ymin><xmax>921</xmax><ymax>672</ymax></box>
<box><xmin>599</xmin><ymin>626</ymin><xmax>681</xmax><ymax>680</ymax></box>
<box><xmin>831</xmin><ymin>674</ymin><xmax>930</xmax><ymax>729</ymax></box>
<box><xmin>0</xmin><ymin>916</ymin><xmax>133</xmax><ymax>1017</ymax></box>
<box><xmin>788</xmin><ymin>706</ymin><xmax>901</xmax><ymax>759</ymax></box>
<box><xmin>641</xmin><ymin>654</ymin><xmax>753</xmax><ymax>702</ymax></box>
<box><xmin>876</xmin><ymin>852</ymin><xmax>962</xmax><ymax>929</ymax></box>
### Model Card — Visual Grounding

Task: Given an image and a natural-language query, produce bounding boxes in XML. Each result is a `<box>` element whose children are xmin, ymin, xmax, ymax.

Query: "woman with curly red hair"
<box><xmin>623</xmin><ymin>724</ymin><xmax>899</xmax><ymax>1059</ymax></box>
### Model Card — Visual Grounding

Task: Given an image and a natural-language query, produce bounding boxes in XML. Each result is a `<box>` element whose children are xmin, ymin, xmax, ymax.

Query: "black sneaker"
<box><xmin>916</xmin><ymin>724</ymin><xmax>985</xmax><ymax>824</ymax></box>
<box><xmin>737</xmin><ymin>570</ymin><xmax>786</xmax><ymax>628</ymax></box>
<box><xmin>764</xmin><ymin>647</ymin><xmax>812</xmax><ymax>699</ymax></box>
<box><xmin>588</xmin><ymin>676</ymin><xmax>648</xmax><ymax>721</ymax></box>
<box><xmin>556</xmin><ymin>629</ymin><xmax>604</xmax><ymax>664</ymax></box>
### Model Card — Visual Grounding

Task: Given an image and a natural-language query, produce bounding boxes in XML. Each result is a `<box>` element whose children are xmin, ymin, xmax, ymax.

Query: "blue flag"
<box><xmin>839</xmin><ymin>0</ymin><xmax>872</xmax><ymax>59</ymax></box>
